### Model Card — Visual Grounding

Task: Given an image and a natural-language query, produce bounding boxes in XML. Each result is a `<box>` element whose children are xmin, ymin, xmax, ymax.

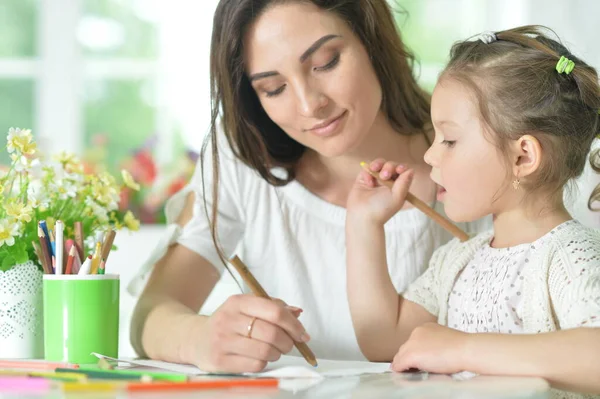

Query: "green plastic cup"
<box><xmin>43</xmin><ymin>274</ymin><xmax>119</xmax><ymax>364</ymax></box>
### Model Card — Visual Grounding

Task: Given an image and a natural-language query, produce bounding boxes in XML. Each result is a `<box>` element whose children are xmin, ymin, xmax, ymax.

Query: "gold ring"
<box><xmin>246</xmin><ymin>317</ymin><xmax>257</xmax><ymax>339</ymax></box>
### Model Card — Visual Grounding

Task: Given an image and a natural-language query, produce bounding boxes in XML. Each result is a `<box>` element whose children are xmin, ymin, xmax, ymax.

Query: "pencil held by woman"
<box><xmin>228</xmin><ymin>255</ymin><xmax>318</xmax><ymax>367</ymax></box>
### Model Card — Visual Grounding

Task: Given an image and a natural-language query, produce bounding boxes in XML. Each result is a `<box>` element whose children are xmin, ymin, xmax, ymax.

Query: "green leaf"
<box><xmin>14</xmin><ymin>247</ymin><xmax>29</xmax><ymax>264</ymax></box>
<box><xmin>1</xmin><ymin>255</ymin><xmax>17</xmax><ymax>272</ymax></box>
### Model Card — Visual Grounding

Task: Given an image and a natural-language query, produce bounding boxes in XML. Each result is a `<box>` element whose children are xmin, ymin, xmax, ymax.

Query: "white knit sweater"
<box><xmin>404</xmin><ymin>220</ymin><xmax>600</xmax><ymax>399</ymax></box>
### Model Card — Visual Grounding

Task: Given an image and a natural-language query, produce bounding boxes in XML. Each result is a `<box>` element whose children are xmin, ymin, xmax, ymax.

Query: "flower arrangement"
<box><xmin>0</xmin><ymin>127</ymin><xmax>140</xmax><ymax>271</ymax></box>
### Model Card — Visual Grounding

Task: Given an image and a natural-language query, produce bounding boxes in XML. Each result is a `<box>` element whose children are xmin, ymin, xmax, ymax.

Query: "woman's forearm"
<box><xmin>464</xmin><ymin>328</ymin><xmax>600</xmax><ymax>394</ymax></box>
<box><xmin>346</xmin><ymin>218</ymin><xmax>404</xmax><ymax>360</ymax></box>
<box><xmin>130</xmin><ymin>294</ymin><xmax>210</xmax><ymax>365</ymax></box>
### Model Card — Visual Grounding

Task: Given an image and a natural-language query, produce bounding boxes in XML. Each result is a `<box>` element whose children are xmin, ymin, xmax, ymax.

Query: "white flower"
<box><xmin>27</xmin><ymin>180</ymin><xmax>50</xmax><ymax>208</ymax></box>
<box><xmin>10</xmin><ymin>153</ymin><xmax>33</xmax><ymax>172</ymax></box>
<box><xmin>50</xmin><ymin>179</ymin><xmax>78</xmax><ymax>200</ymax></box>
<box><xmin>27</xmin><ymin>159</ymin><xmax>45</xmax><ymax>179</ymax></box>
<box><xmin>85</xmin><ymin>197</ymin><xmax>109</xmax><ymax>224</ymax></box>
<box><xmin>0</xmin><ymin>219</ymin><xmax>20</xmax><ymax>247</ymax></box>
<box><xmin>7</xmin><ymin>127</ymin><xmax>36</xmax><ymax>155</ymax></box>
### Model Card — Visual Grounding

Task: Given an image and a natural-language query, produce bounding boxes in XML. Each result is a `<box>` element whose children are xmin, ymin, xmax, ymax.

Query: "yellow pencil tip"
<box><xmin>360</xmin><ymin>161</ymin><xmax>366</xmax><ymax>167</ymax></box>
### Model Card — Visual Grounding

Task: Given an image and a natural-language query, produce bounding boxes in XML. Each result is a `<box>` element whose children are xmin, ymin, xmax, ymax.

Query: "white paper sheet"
<box><xmin>92</xmin><ymin>353</ymin><xmax>391</xmax><ymax>379</ymax></box>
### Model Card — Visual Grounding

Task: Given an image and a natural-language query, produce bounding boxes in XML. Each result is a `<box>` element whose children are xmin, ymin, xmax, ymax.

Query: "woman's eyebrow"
<box><xmin>299</xmin><ymin>34</ymin><xmax>341</xmax><ymax>63</ymax></box>
<box><xmin>248</xmin><ymin>34</ymin><xmax>341</xmax><ymax>82</ymax></box>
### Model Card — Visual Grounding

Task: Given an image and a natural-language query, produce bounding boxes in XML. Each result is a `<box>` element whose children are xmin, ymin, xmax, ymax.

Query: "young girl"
<box><xmin>346</xmin><ymin>26</ymin><xmax>600</xmax><ymax>398</ymax></box>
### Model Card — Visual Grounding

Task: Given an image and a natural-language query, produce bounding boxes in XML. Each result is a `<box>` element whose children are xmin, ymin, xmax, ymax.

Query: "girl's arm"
<box><xmin>346</xmin><ymin>216</ymin><xmax>436</xmax><ymax>361</ymax></box>
<box><xmin>463</xmin><ymin>328</ymin><xmax>600</xmax><ymax>394</ymax></box>
<box><xmin>393</xmin><ymin>323</ymin><xmax>600</xmax><ymax>394</ymax></box>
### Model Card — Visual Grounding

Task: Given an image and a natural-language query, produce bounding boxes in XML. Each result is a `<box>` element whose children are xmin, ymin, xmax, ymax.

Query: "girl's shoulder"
<box><xmin>544</xmin><ymin>220</ymin><xmax>600</xmax><ymax>270</ymax></box>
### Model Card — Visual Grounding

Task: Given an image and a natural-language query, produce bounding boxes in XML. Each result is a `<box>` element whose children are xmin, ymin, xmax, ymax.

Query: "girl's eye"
<box><xmin>441</xmin><ymin>140</ymin><xmax>456</xmax><ymax>148</ymax></box>
<box><xmin>314</xmin><ymin>53</ymin><xmax>340</xmax><ymax>72</ymax></box>
<box><xmin>265</xmin><ymin>84</ymin><xmax>286</xmax><ymax>98</ymax></box>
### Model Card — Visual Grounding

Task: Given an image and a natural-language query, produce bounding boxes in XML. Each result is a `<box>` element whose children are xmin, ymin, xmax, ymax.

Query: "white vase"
<box><xmin>0</xmin><ymin>261</ymin><xmax>44</xmax><ymax>359</ymax></box>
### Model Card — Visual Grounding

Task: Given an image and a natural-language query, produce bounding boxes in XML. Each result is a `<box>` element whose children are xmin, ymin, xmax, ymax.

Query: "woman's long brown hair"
<box><xmin>203</xmin><ymin>0</ymin><xmax>432</xmax><ymax>265</ymax></box>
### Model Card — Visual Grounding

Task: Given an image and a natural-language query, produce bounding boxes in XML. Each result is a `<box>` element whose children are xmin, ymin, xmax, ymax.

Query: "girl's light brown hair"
<box><xmin>203</xmin><ymin>0</ymin><xmax>431</xmax><ymax>263</ymax></box>
<box><xmin>439</xmin><ymin>25</ymin><xmax>600</xmax><ymax>210</ymax></box>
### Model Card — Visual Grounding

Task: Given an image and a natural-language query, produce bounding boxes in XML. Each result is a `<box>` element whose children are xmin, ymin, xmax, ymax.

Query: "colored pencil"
<box><xmin>78</xmin><ymin>255</ymin><xmax>93</xmax><ymax>275</ymax></box>
<box><xmin>98</xmin><ymin>259</ymin><xmax>106</xmax><ymax>275</ymax></box>
<box><xmin>65</xmin><ymin>246</ymin><xmax>76</xmax><ymax>275</ymax></box>
<box><xmin>54</xmin><ymin>220</ymin><xmax>64</xmax><ymax>274</ymax></box>
<box><xmin>90</xmin><ymin>242</ymin><xmax>101</xmax><ymax>274</ymax></box>
<box><xmin>100</xmin><ymin>229</ymin><xmax>116</xmax><ymax>263</ymax></box>
<box><xmin>36</xmin><ymin>227</ymin><xmax>53</xmax><ymax>274</ymax></box>
<box><xmin>126</xmin><ymin>378</ymin><xmax>279</xmax><ymax>392</ymax></box>
<box><xmin>58</xmin><ymin>367</ymin><xmax>187</xmax><ymax>382</ymax></box>
<box><xmin>0</xmin><ymin>359</ymin><xmax>79</xmax><ymax>370</ymax></box>
<box><xmin>0</xmin><ymin>377</ymin><xmax>50</xmax><ymax>391</ymax></box>
<box><xmin>228</xmin><ymin>255</ymin><xmax>318</xmax><ymax>367</ymax></box>
<box><xmin>74</xmin><ymin>221</ymin><xmax>84</xmax><ymax>261</ymax></box>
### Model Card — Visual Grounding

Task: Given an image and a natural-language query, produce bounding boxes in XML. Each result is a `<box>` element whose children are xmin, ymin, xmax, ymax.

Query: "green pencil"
<box><xmin>55</xmin><ymin>367</ymin><xmax>188</xmax><ymax>382</ymax></box>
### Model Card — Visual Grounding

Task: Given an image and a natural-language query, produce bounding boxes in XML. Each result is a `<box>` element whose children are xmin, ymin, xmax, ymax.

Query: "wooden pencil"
<box><xmin>100</xmin><ymin>229</ymin><xmax>116</xmax><ymax>263</ymax></box>
<box><xmin>74</xmin><ymin>221</ymin><xmax>84</xmax><ymax>261</ymax></box>
<box><xmin>36</xmin><ymin>227</ymin><xmax>53</xmax><ymax>274</ymax></box>
<box><xmin>360</xmin><ymin>162</ymin><xmax>469</xmax><ymax>242</ymax></box>
<box><xmin>228</xmin><ymin>255</ymin><xmax>318</xmax><ymax>367</ymax></box>
<box><xmin>65</xmin><ymin>246</ymin><xmax>76</xmax><ymax>275</ymax></box>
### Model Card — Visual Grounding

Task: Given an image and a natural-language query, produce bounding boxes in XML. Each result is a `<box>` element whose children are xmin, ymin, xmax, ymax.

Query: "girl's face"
<box><xmin>424</xmin><ymin>78</ymin><xmax>513</xmax><ymax>222</ymax></box>
<box><xmin>243</xmin><ymin>2</ymin><xmax>383</xmax><ymax>158</ymax></box>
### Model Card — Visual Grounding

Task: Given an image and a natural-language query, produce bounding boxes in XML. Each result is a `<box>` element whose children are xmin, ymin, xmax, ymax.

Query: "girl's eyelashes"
<box><xmin>441</xmin><ymin>140</ymin><xmax>456</xmax><ymax>148</ymax></box>
<box><xmin>263</xmin><ymin>53</ymin><xmax>341</xmax><ymax>98</ymax></box>
<box><xmin>314</xmin><ymin>53</ymin><xmax>340</xmax><ymax>72</ymax></box>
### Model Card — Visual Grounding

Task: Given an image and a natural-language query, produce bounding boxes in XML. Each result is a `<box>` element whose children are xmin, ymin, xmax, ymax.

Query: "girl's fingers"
<box><xmin>391</xmin><ymin>169</ymin><xmax>414</xmax><ymax>203</ymax></box>
<box><xmin>380</xmin><ymin>161</ymin><xmax>400</xmax><ymax>180</ymax></box>
<box><xmin>369</xmin><ymin>158</ymin><xmax>386</xmax><ymax>172</ymax></box>
<box><xmin>357</xmin><ymin>170</ymin><xmax>376</xmax><ymax>187</ymax></box>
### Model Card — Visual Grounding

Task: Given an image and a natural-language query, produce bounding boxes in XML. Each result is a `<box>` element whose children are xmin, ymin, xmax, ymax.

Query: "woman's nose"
<box><xmin>295</xmin><ymin>83</ymin><xmax>328</xmax><ymax>117</ymax></box>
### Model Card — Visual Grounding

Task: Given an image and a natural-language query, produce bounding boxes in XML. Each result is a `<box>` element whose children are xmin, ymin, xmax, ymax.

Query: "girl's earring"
<box><xmin>512</xmin><ymin>178</ymin><xmax>520</xmax><ymax>190</ymax></box>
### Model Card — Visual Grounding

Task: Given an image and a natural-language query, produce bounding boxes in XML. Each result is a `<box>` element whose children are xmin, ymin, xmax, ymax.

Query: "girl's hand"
<box><xmin>196</xmin><ymin>295</ymin><xmax>308</xmax><ymax>373</ymax></box>
<box><xmin>391</xmin><ymin>323</ymin><xmax>469</xmax><ymax>375</ymax></box>
<box><xmin>347</xmin><ymin>158</ymin><xmax>414</xmax><ymax>225</ymax></box>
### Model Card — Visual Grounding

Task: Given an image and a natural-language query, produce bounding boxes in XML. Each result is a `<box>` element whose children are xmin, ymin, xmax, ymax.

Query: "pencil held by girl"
<box><xmin>346</xmin><ymin>26</ymin><xmax>600</xmax><ymax>398</ymax></box>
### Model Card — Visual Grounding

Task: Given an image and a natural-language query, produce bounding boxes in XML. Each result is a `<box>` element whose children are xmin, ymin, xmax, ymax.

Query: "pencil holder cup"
<box><xmin>0</xmin><ymin>261</ymin><xmax>44</xmax><ymax>359</ymax></box>
<box><xmin>43</xmin><ymin>274</ymin><xmax>119</xmax><ymax>364</ymax></box>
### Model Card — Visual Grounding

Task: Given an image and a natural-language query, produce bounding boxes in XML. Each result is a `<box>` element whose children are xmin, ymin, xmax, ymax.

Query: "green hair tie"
<box><xmin>556</xmin><ymin>55</ymin><xmax>575</xmax><ymax>74</ymax></box>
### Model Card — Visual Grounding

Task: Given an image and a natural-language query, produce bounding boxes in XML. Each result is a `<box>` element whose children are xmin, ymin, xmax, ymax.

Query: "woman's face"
<box><xmin>244</xmin><ymin>2</ymin><xmax>383</xmax><ymax>158</ymax></box>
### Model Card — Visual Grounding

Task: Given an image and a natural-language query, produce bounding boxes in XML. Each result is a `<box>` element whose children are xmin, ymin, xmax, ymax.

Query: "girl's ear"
<box><xmin>510</xmin><ymin>134</ymin><xmax>542</xmax><ymax>179</ymax></box>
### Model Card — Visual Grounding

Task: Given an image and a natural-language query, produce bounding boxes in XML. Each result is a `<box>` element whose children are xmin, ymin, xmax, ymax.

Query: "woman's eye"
<box><xmin>314</xmin><ymin>53</ymin><xmax>340</xmax><ymax>72</ymax></box>
<box><xmin>441</xmin><ymin>140</ymin><xmax>456</xmax><ymax>148</ymax></box>
<box><xmin>265</xmin><ymin>84</ymin><xmax>286</xmax><ymax>98</ymax></box>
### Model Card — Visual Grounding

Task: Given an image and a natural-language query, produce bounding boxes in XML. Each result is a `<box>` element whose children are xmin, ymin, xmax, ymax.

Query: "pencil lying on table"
<box><xmin>228</xmin><ymin>255</ymin><xmax>318</xmax><ymax>367</ymax></box>
<box><xmin>360</xmin><ymin>162</ymin><xmax>469</xmax><ymax>242</ymax></box>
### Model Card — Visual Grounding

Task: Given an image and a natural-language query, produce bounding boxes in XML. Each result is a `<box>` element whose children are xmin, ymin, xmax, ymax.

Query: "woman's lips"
<box><xmin>309</xmin><ymin>111</ymin><xmax>347</xmax><ymax>137</ymax></box>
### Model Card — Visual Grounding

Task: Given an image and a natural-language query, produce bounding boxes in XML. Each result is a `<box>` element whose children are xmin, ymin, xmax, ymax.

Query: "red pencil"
<box><xmin>126</xmin><ymin>378</ymin><xmax>278</xmax><ymax>392</ymax></box>
<box><xmin>65</xmin><ymin>246</ymin><xmax>76</xmax><ymax>275</ymax></box>
<box><xmin>0</xmin><ymin>359</ymin><xmax>79</xmax><ymax>371</ymax></box>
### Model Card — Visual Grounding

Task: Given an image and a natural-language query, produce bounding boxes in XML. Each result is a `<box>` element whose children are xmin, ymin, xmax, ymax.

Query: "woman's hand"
<box><xmin>391</xmin><ymin>322</ymin><xmax>468</xmax><ymax>375</ymax></box>
<box><xmin>194</xmin><ymin>294</ymin><xmax>309</xmax><ymax>373</ymax></box>
<box><xmin>346</xmin><ymin>158</ymin><xmax>414</xmax><ymax>225</ymax></box>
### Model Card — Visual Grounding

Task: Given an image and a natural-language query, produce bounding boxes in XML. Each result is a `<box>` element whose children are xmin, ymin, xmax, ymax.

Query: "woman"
<box><xmin>129</xmin><ymin>0</ymin><xmax>486</xmax><ymax>373</ymax></box>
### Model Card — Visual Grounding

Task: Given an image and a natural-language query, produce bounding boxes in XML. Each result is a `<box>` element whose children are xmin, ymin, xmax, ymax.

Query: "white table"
<box><xmin>0</xmin><ymin>373</ymin><xmax>550</xmax><ymax>399</ymax></box>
